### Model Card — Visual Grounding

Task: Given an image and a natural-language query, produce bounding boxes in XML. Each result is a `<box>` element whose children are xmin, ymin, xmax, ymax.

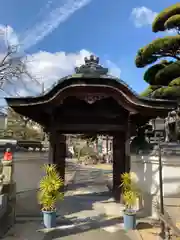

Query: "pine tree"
<box><xmin>135</xmin><ymin>3</ymin><xmax>180</xmax><ymax>100</ymax></box>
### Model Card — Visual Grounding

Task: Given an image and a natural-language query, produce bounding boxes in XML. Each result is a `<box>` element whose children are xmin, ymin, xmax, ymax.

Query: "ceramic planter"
<box><xmin>123</xmin><ymin>210</ymin><xmax>136</xmax><ymax>230</ymax></box>
<box><xmin>42</xmin><ymin>210</ymin><xmax>56</xmax><ymax>228</ymax></box>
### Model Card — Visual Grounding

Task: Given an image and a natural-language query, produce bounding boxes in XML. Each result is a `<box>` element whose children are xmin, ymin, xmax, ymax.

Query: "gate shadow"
<box><xmin>16</xmin><ymin>187</ymin><xmax>111</xmax><ymax>217</ymax></box>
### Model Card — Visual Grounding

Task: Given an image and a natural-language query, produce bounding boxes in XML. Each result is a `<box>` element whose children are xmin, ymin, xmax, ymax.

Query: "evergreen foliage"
<box><xmin>136</xmin><ymin>3</ymin><xmax>180</xmax><ymax>100</ymax></box>
<box><xmin>4</xmin><ymin>108</ymin><xmax>42</xmax><ymax>140</ymax></box>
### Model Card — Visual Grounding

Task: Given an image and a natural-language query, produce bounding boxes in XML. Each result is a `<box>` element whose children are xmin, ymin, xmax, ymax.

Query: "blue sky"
<box><xmin>0</xmin><ymin>0</ymin><xmax>178</xmax><ymax>99</ymax></box>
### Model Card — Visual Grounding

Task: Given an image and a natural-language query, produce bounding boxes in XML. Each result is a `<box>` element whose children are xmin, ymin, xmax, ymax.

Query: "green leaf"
<box><xmin>155</xmin><ymin>61</ymin><xmax>180</xmax><ymax>85</ymax></box>
<box><xmin>144</xmin><ymin>36</ymin><xmax>180</xmax><ymax>57</ymax></box>
<box><xmin>169</xmin><ymin>77</ymin><xmax>180</xmax><ymax>86</ymax></box>
<box><xmin>140</xmin><ymin>86</ymin><xmax>156</xmax><ymax>97</ymax></box>
<box><xmin>152</xmin><ymin>3</ymin><xmax>180</xmax><ymax>32</ymax></box>
<box><xmin>121</xmin><ymin>172</ymin><xmax>140</xmax><ymax>209</ymax></box>
<box><xmin>143</xmin><ymin>63</ymin><xmax>167</xmax><ymax>85</ymax></box>
<box><xmin>164</xmin><ymin>14</ymin><xmax>180</xmax><ymax>31</ymax></box>
<box><xmin>38</xmin><ymin>164</ymin><xmax>64</xmax><ymax>211</ymax></box>
<box><xmin>152</xmin><ymin>86</ymin><xmax>180</xmax><ymax>100</ymax></box>
<box><xmin>135</xmin><ymin>36</ymin><xmax>180</xmax><ymax>68</ymax></box>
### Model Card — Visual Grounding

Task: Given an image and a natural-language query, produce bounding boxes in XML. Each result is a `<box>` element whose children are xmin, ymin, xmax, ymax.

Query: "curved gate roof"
<box><xmin>5</xmin><ymin>55</ymin><xmax>177</xmax><ymax>126</ymax></box>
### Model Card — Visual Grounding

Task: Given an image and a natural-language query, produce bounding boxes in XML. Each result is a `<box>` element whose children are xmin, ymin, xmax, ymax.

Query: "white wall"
<box><xmin>0</xmin><ymin>115</ymin><xmax>7</xmax><ymax>130</ymax></box>
<box><xmin>131</xmin><ymin>154</ymin><xmax>180</xmax><ymax>218</ymax></box>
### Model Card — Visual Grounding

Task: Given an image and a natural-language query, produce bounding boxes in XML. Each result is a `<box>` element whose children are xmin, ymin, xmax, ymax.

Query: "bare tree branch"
<box><xmin>0</xmin><ymin>27</ymin><xmax>44</xmax><ymax>97</ymax></box>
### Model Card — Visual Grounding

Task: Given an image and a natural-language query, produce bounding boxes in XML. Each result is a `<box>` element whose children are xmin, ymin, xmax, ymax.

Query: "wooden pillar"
<box><xmin>48</xmin><ymin>113</ymin><xmax>56</xmax><ymax>164</ymax></box>
<box><xmin>48</xmin><ymin>131</ymin><xmax>66</xmax><ymax>184</ymax></box>
<box><xmin>125</xmin><ymin>114</ymin><xmax>131</xmax><ymax>173</ymax></box>
<box><xmin>113</xmin><ymin>132</ymin><xmax>126</xmax><ymax>202</ymax></box>
<box><xmin>106</xmin><ymin>135</ymin><xmax>109</xmax><ymax>154</ymax></box>
<box><xmin>55</xmin><ymin>133</ymin><xmax>66</xmax><ymax>183</ymax></box>
<box><xmin>48</xmin><ymin>131</ymin><xmax>56</xmax><ymax>163</ymax></box>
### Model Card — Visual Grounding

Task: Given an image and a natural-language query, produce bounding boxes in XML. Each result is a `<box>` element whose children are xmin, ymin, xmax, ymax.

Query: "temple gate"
<box><xmin>5</xmin><ymin>55</ymin><xmax>177</xmax><ymax>202</ymax></box>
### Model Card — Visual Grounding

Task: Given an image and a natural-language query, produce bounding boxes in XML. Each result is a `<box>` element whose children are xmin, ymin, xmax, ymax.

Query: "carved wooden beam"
<box><xmin>55</xmin><ymin>123</ymin><xmax>126</xmax><ymax>133</ymax></box>
<box><xmin>78</xmin><ymin>94</ymin><xmax>108</xmax><ymax>104</ymax></box>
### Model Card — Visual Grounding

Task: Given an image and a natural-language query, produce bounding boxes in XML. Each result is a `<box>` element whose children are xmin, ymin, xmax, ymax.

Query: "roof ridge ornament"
<box><xmin>75</xmin><ymin>55</ymin><xmax>108</xmax><ymax>76</ymax></box>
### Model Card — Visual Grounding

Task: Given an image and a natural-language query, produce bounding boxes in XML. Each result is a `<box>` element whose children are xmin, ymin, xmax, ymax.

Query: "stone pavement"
<box><xmin>10</xmin><ymin>156</ymin><xmax>180</xmax><ymax>239</ymax></box>
<box><xmin>136</xmin><ymin>221</ymin><xmax>161</xmax><ymax>240</ymax></box>
<box><xmin>164</xmin><ymin>196</ymin><xmax>180</xmax><ymax>222</ymax></box>
<box><xmin>15</xmin><ymin>159</ymin><xmax>77</xmax><ymax>217</ymax></box>
<box><xmin>4</xmin><ymin>162</ymin><xmax>135</xmax><ymax>240</ymax></box>
<box><xmin>4</xmin><ymin>219</ymin><xmax>133</xmax><ymax>240</ymax></box>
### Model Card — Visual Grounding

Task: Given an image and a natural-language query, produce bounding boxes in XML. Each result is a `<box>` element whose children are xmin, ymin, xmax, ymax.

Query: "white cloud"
<box><xmin>25</xmin><ymin>50</ymin><xmax>121</xmax><ymax>94</ymax></box>
<box><xmin>105</xmin><ymin>60</ymin><xmax>121</xmax><ymax>78</ymax></box>
<box><xmin>0</xmin><ymin>47</ymin><xmax>121</xmax><ymax>97</ymax></box>
<box><xmin>26</xmin><ymin>49</ymin><xmax>92</xmax><ymax>91</ymax></box>
<box><xmin>5</xmin><ymin>26</ymin><xmax>19</xmax><ymax>47</ymax></box>
<box><xmin>0</xmin><ymin>25</ymin><xmax>121</xmax><ymax>99</ymax></box>
<box><xmin>0</xmin><ymin>25</ymin><xmax>19</xmax><ymax>52</ymax></box>
<box><xmin>165</xmin><ymin>29</ymin><xmax>177</xmax><ymax>35</ymax></box>
<box><xmin>20</xmin><ymin>0</ymin><xmax>91</xmax><ymax>50</ymax></box>
<box><xmin>131</xmin><ymin>6</ymin><xmax>157</xmax><ymax>27</ymax></box>
<box><xmin>131</xmin><ymin>6</ymin><xmax>178</xmax><ymax>36</ymax></box>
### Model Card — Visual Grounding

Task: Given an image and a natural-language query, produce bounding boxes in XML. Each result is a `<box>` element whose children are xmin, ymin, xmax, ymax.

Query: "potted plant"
<box><xmin>38</xmin><ymin>164</ymin><xmax>64</xmax><ymax>228</ymax></box>
<box><xmin>121</xmin><ymin>172</ymin><xmax>140</xmax><ymax>230</ymax></box>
